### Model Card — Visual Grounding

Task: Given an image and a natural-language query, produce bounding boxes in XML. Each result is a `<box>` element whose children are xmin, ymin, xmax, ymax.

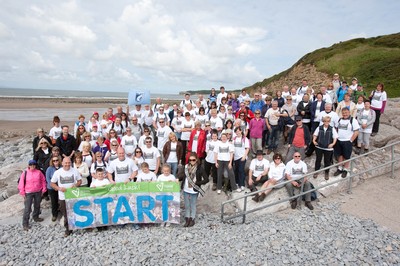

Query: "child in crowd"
<box><xmin>90</xmin><ymin>168</ymin><xmax>110</xmax><ymax>231</ymax></box>
<box><xmin>157</xmin><ymin>164</ymin><xmax>177</xmax><ymax>182</ymax></box>
<box><xmin>136</xmin><ymin>162</ymin><xmax>157</xmax><ymax>182</ymax></box>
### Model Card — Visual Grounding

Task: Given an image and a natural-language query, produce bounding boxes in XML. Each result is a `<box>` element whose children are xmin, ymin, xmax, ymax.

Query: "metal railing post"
<box><xmin>391</xmin><ymin>144</ymin><xmax>395</xmax><ymax>178</ymax></box>
<box><xmin>242</xmin><ymin>197</ymin><xmax>247</xmax><ymax>223</ymax></box>
<box><xmin>348</xmin><ymin>159</ymin><xmax>354</xmax><ymax>194</ymax></box>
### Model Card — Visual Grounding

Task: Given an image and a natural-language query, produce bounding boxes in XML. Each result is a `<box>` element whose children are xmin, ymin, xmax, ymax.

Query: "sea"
<box><xmin>0</xmin><ymin>87</ymin><xmax>179</xmax><ymax>100</ymax></box>
<box><xmin>0</xmin><ymin>88</ymin><xmax>181</xmax><ymax>122</ymax></box>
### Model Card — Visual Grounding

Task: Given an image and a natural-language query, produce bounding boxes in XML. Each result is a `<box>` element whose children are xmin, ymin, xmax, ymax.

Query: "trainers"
<box><xmin>33</xmin><ymin>217</ymin><xmax>44</xmax><ymax>222</ymax></box>
<box><xmin>341</xmin><ymin>170</ymin><xmax>348</xmax><ymax>178</ymax></box>
<box><xmin>23</xmin><ymin>225</ymin><xmax>29</xmax><ymax>231</ymax></box>
<box><xmin>212</xmin><ymin>183</ymin><xmax>217</xmax><ymax>191</ymax></box>
<box><xmin>290</xmin><ymin>200</ymin><xmax>297</xmax><ymax>209</ymax></box>
<box><xmin>313</xmin><ymin>173</ymin><xmax>318</xmax><ymax>179</ymax></box>
<box><xmin>333</xmin><ymin>169</ymin><xmax>343</xmax><ymax>176</ymax></box>
<box><xmin>259</xmin><ymin>193</ymin><xmax>267</xmax><ymax>202</ymax></box>
<box><xmin>52</xmin><ymin>216</ymin><xmax>57</xmax><ymax>222</ymax></box>
<box><xmin>217</xmin><ymin>190</ymin><xmax>221</xmax><ymax>194</ymax></box>
<box><xmin>305</xmin><ymin>201</ymin><xmax>314</xmax><ymax>210</ymax></box>
<box><xmin>324</xmin><ymin>172</ymin><xmax>329</xmax><ymax>181</ymax></box>
<box><xmin>371</xmin><ymin>132</ymin><xmax>377</xmax><ymax>137</ymax></box>
<box><xmin>64</xmin><ymin>230</ymin><xmax>72</xmax><ymax>237</ymax></box>
<box><xmin>240</xmin><ymin>186</ymin><xmax>246</xmax><ymax>191</ymax></box>
<box><xmin>236</xmin><ymin>188</ymin><xmax>242</xmax><ymax>193</ymax></box>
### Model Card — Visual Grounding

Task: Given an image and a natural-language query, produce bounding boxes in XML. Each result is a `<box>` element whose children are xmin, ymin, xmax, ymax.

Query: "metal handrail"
<box><xmin>221</xmin><ymin>140</ymin><xmax>400</xmax><ymax>223</ymax></box>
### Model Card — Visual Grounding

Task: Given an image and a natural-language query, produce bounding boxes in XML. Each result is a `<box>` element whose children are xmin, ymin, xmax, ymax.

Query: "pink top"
<box><xmin>18</xmin><ymin>169</ymin><xmax>47</xmax><ymax>196</ymax></box>
<box><xmin>249</xmin><ymin>118</ymin><xmax>265</xmax><ymax>138</ymax></box>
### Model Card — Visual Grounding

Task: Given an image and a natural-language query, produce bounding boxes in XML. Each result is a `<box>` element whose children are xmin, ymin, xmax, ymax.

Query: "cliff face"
<box><xmin>253</xmin><ymin>64</ymin><xmax>331</xmax><ymax>94</ymax></box>
<box><xmin>246</xmin><ymin>33</ymin><xmax>400</xmax><ymax>97</ymax></box>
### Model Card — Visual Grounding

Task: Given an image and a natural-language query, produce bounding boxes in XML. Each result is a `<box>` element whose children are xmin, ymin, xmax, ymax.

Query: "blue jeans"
<box><xmin>268</xmin><ymin>125</ymin><xmax>280</xmax><ymax>150</ymax></box>
<box><xmin>168</xmin><ymin>162</ymin><xmax>178</xmax><ymax>176</ymax></box>
<box><xmin>234</xmin><ymin>158</ymin><xmax>246</xmax><ymax>187</ymax></box>
<box><xmin>184</xmin><ymin>191</ymin><xmax>198</xmax><ymax>219</ymax></box>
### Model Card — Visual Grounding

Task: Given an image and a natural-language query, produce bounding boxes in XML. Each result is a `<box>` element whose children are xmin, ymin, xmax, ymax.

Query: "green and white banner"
<box><xmin>65</xmin><ymin>182</ymin><xmax>181</xmax><ymax>230</ymax></box>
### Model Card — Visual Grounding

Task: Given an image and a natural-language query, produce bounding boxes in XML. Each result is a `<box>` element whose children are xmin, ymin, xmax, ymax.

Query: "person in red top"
<box><xmin>18</xmin><ymin>160</ymin><xmax>47</xmax><ymax>231</ymax></box>
<box><xmin>285</xmin><ymin>116</ymin><xmax>311</xmax><ymax>164</ymax></box>
<box><xmin>186</xmin><ymin>121</ymin><xmax>206</xmax><ymax>164</ymax></box>
<box><xmin>235</xmin><ymin>101</ymin><xmax>254</xmax><ymax>123</ymax></box>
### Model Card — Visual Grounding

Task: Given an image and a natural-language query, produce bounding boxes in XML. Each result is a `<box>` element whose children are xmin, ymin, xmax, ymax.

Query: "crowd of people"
<box><xmin>18</xmin><ymin>74</ymin><xmax>387</xmax><ymax>236</ymax></box>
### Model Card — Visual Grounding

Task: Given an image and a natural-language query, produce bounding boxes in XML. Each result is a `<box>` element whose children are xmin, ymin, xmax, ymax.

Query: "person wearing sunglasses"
<box><xmin>285</xmin><ymin>152</ymin><xmax>313</xmax><ymax>210</ymax></box>
<box><xmin>181</xmin><ymin>152</ymin><xmax>209</xmax><ymax>227</ymax></box>
<box><xmin>46</xmin><ymin>156</ymin><xmax>62</xmax><ymax>222</ymax></box>
<box><xmin>142</xmin><ymin>136</ymin><xmax>161</xmax><ymax>174</ymax></box>
<box><xmin>252</xmin><ymin>153</ymin><xmax>286</xmax><ymax>202</ymax></box>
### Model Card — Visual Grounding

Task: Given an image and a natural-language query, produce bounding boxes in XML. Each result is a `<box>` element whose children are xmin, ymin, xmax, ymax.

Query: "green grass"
<box><xmin>246</xmin><ymin>33</ymin><xmax>400</xmax><ymax>97</ymax></box>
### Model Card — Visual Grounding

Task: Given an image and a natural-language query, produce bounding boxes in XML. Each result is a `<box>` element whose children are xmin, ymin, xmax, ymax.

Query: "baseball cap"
<box><xmin>28</xmin><ymin>159</ymin><xmax>37</xmax><ymax>165</ymax></box>
<box><xmin>295</xmin><ymin>115</ymin><xmax>302</xmax><ymax>121</ymax></box>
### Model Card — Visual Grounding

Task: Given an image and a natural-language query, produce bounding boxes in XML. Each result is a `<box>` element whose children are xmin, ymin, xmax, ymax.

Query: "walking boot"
<box><xmin>188</xmin><ymin>218</ymin><xmax>195</xmax><ymax>227</ymax></box>
<box><xmin>183</xmin><ymin>217</ymin><xmax>190</xmax><ymax>227</ymax></box>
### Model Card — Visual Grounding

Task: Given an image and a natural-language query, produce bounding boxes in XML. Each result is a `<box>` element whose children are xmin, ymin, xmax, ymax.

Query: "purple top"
<box><xmin>249</xmin><ymin>118</ymin><xmax>264</xmax><ymax>138</ymax></box>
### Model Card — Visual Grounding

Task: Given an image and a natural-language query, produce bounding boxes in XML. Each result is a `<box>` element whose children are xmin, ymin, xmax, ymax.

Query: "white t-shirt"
<box><xmin>107</xmin><ymin>158</ymin><xmax>138</xmax><ymax>183</ymax></box>
<box><xmin>49</xmin><ymin>126</ymin><xmax>62</xmax><ymax>140</ymax></box>
<box><xmin>265</xmin><ymin>108</ymin><xmax>280</xmax><ymax>126</ymax></box>
<box><xmin>166</xmin><ymin>142</ymin><xmax>178</xmax><ymax>163</ymax></box>
<box><xmin>90</xmin><ymin>160</ymin><xmax>108</xmax><ymax>177</ymax></box>
<box><xmin>371</xmin><ymin>91</ymin><xmax>387</xmax><ymax>109</ymax></box>
<box><xmin>171</xmin><ymin>117</ymin><xmax>184</xmax><ymax>132</ymax></box>
<box><xmin>157</xmin><ymin>126</ymin><xmax>172</xmax><ymax>151</ymax></box>
<box><xmin>216</xmin><ymin>92</ymin><xmax>227</xmax><ymax>106</ymax></box>
<box><xmin>232</xmin><ymin>137</ymin><xmax>250</xmax><ymax>161</ymax></box>
<box><xmin>121</xmin><ymin>135</ymin><xmax>138</xmax><ymax>156</ymax></box>
<box><xmin>130</xmin><ymin>109</ymin><xmax>144</xmax><ymax>125</ymax></box>
<box><xmin>214</xmin><ymin>141</ymin><xmax>234</xmax><ymax>162</ymax></box>
<box><xmin>107</xmin><ymin>123</ymin><xmax>125</xmax><ymax>138</ymax></box>
<box><xmin>51</xmin><ymin>167</ymin><xmax>82</xmax><ymax>200</ymax></box>
<box><xmin>249</xmin><ymin>158</ymin><xmax>270</xmax><ymax>177</ymax></box>
<box><xmin>90</xmin><ymin>178</ymin><xmax>110</xmax><ymax>188</ymax></box>
<box><xmin>337</xmin><ymin>118</ymin><xmax>360</xmax><ymax>141</ymax></box>
<box><xmin>209</xmin><ymin>116</ymin><xmax>223</xmax><ymax>131</ymax></box>
<box><xmin>137</xmin><ymin>171</ymin><xmax>157</xmax><ymax>182</ymax></box>
<box><xmin>314</xmin><ymin>101</ymin><xmax>323</xmax><ymax>122</ymax></box>
<box><xmin>285</xmin><ymin>160</ymin><xmax>307</xmax><ymax>181</ymax></box>
<box><xmin>181</xmin><ymin>120</ymin><xmax>195</xmax><ymax>141</ymax></box>
<box><xmin>205</xmin><ymin>140</ymin><xmax>218</xmax><ymax>163</ymax></box>
<box><xmin>359</xmin><ymin>110</ymin><xmax>373</xmax><ymax>134</ymax></box>
<box><xmin>317</xmin><ymin>111</ymin><xmax>339</xmax><ymax>128</ymax></box>
<box><xmin>195</xmin><ymin>114</ymin><xmax>209</xmax><ymax>127</ymax></box>
<box><xmin>191</xmin><ymin>130</ymin><xmax>201</xmax><ymax>153</ymax></box>
<box><xmin>141</xmin><ymin>146</ymin><xmax>160</xmax><ymax>170</ymax></box>
<box><xmin>138</xmin><ymin>135</ymin><xmax>153</xmax><ymax>149</ymax></box>
<box><xmin>157</xmin><ymin>174</ymin><xmax>177</xmax><ymax>182</ymax></box>
<box><xmin>268</xmin><ymin>162</ymin><xmax>286</xmax><ymax>182</ymax></box>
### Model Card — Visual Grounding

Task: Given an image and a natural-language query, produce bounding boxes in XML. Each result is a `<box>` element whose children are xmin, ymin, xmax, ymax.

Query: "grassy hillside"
<box><xmin>247</xmin><ymin>33</ymin><xmax>400</xmax><ymax>97</ymax></box>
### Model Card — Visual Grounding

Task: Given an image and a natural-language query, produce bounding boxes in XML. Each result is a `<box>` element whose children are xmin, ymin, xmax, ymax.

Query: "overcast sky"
<box><xmin>0</xmin><ymin>0</ymin><xmax>398</xmax><ymax>94</ymax></box>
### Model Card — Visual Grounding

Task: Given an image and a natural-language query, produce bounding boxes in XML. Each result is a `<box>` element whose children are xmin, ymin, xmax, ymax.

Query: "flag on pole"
<box><xmin>128</xmin><ymin>90</ymin><xmax>151</xmax><ymax>105</ymax></box>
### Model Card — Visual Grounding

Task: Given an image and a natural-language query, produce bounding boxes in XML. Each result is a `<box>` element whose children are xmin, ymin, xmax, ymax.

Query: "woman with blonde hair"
<box><xmin>163</xmin><ymin>132</ymin><xmax>183</xmax><ymax>176</ymax></box>
<box><xmin>73</xmin><ymin>151</ymin><xmax>90</xmax><ymax>187</ymax></box>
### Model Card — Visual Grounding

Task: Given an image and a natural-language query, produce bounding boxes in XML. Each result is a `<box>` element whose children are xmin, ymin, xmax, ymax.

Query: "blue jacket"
<box><xmin>45</xmin><ymin>166</ymin><xmax>59</xmax><ymax>190</ymax></box>
<box><xmin>250</xmin><ymin>100</ymin><xmax>264</xmax><ymax>113</ymax></box>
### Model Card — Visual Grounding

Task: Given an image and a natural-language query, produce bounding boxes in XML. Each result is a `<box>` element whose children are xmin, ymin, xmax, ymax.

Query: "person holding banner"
<box><xmin>182</xmin><ymin>152</ymin><xmax>209</xmax><ymax>227</ymax></box>
<box><xmin>107</xmin><ymin>147</ymin><xmax>138</xmax><ymax>184</ymax></box>
<box><xmin>51</xmin><ymin>157</ymin><xmax>82</xmax><ymax>237</ymax></box>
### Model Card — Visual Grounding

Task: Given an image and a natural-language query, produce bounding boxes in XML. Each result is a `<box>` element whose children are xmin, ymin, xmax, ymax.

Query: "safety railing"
<box><xmin>221</xmin><ymin>140</ymin><xmax>400</xmax><ymax>223</ymax></box>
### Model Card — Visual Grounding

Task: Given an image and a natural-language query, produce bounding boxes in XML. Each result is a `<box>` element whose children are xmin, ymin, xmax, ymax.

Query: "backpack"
<box><xmin>111</xmin><ymin>121</ymin><xmax>124</xmax><ymax>131</ymax></box>
<box><xmin>278</xmin><ymin>109</ymin><xmax>294</xmax><ymax>131</ymax></box>
<box><xmin>338</xmin><ymin>117</ymin><xmax>354</xmax><ymax>131</ymax></box>
<box><xmin>17</xmin><ymin>170</ymin><xmax>27</xmax><ymax>185</ymax></box>
<box><xmin>302</xmin><ymin>182</ymin><xmax>317</xmax><ymax>201</ymax></box>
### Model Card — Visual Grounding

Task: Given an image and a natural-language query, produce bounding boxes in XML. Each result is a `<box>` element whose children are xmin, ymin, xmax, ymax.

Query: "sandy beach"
<box><xmin>0</xmin><ymin>97</ymin><xmax>177</xmax><ymax>137</ymax></box>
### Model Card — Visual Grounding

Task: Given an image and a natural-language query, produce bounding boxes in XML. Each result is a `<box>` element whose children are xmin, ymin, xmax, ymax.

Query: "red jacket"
<box><xmin>235</xmin><ymin>108</ymin><xmax>254</xmax><ymax>123</ymax></box>
<box><xmin>186</xmin><ymin>129</ymin><xmax>207</xmax><ymax>161</ymax></box>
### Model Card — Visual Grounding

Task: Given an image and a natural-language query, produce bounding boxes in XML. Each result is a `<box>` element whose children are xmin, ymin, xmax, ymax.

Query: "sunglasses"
<box><xmin>294</xmin><ymin>156</ymin><xmax>301</xmax><ymax>158</ymax></box>
<box><xmin>296</xmin><ymin>120</ymin><xmax>302</xmax><ymax>122</ymax></box>
<box><xmin>111</xmin><ymin>144</ymin><xmax>118</xmax><ymax>146</ymax></box>
<box><xmin>274</xmin><ymin>158</ymin><xmax>282</xmax><ymax>160</ymax></box>
<box><xmin>145</xmin><ymin>141</ymin><xmax>152</xmax><ymax>143</ymax></box>
<box><xmin>255</xmin><ymin>113</ymin><xmax>260</xmax><ymax>115</ymax></box>
<box><xmin>159</xmin><ymin>121</ymin><xmax>165</xmax><ymax>123</ymax></box>
<box><xmin>189</xmin><ymin>159</ymin><xmax>196</xmax><ymax>162</ymax></box>
<box><xmin>52</xmin><ymin>159</ymin><xmax>59</xmax><ymax>162</ymax></box>
<box><xmin>135</xmin><ymin>151</ymin><xmax>142</xmax><ymax>153</ymax></box>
